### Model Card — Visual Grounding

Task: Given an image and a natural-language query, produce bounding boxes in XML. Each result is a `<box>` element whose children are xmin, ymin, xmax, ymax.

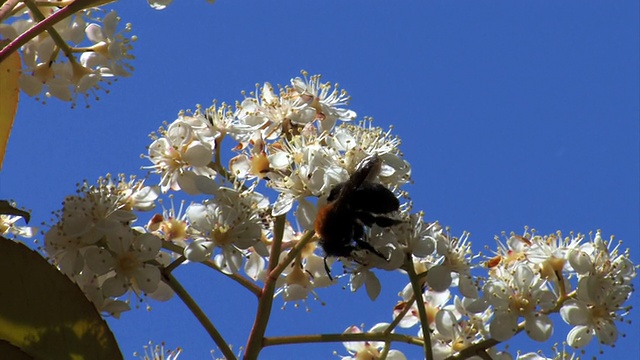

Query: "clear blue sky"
<box><xmin>1</xmin><ymin>1</ymin><xmax>638</xmax><ymax>359</ymax></box>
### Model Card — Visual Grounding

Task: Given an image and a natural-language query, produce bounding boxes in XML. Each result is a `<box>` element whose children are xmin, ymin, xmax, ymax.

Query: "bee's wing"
<box><xmin>352</xmin><ymin>182</ymin><xmax>399</xmax><ymax>214</ymax></box>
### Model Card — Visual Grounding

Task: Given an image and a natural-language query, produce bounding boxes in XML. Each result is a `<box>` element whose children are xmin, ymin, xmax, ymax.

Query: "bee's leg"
<box><xmin>323</xmin><ymin>255</ymin><xmax>333</xmax><ymax>281</ymax></box>
<box><xmin>353</xmin><ymin>238</ymin><xmax>388</xmax><ymax>262</ymax></box>
<box><xmin>354</xmin><ymin>211</ymin><xmax>377</xmax><ymax>227</ymax></box>
<box><xmin>354</xmin><ymin>211</ymin><xmax>402</xmax><ymax>228</ymax></box>
<box><xmin>350</xmin><ymin>223</ymin><xmax>388</xmax><ymax>262</ymax></box>
<box><xmin>372</xmin><ymin>215</ymin><xmax>403</xmax><ymax>228</ymax></box>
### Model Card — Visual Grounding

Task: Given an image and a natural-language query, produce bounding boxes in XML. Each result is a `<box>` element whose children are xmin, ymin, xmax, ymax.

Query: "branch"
<box><xmin>269</xmin><ymin>229</ymin><xmax>315</xmax><ymax>278</ymax></box>
<box><xmin>164</xmin><ymin>255</ymin><xmax>186</xmax><ymax>273</ymax></box>
<box><xmin>445</xmin><ymin>322</ymin><xmax>525</xmax><ymax>360</ymax></box>
<box><xmin>385</xmin><ymin>292</ymin><xmax>417</xmax><ymax>334</ymax></box>
<box><xmin>0</xmin><ymin>0</ymin><xmax>110</xmax><ymax>63</ymax></box>
<box><xmin>262</xmin><ymin>332</ymin><xmax>423</xmax><ymax>348</ymax></box>
<box><xmin>161</xmin><ymin>270</ymin><xmax>236</xmax><ymax>360</ymax></box>
<box><xmin>0</xmin><ymin>0</ymin><xmax>21</xmax><ymax>23</ymax></box>
<box><xmin>244</xmin><ymin>214</ymin><xmax>287</xmax><ymax>359</ymax></box>
<box><xmin>405</xmin><ymin>253</ymin><xmax>433</xmax><ymax>360</ymax></box>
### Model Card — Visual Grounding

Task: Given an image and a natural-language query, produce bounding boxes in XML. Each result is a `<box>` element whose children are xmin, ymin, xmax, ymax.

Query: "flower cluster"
<box><xmin>383</xmin><ymin>228</ymin><xmax>636</xmax><ymax>359</ymax></box>
<box><xmin>34</xmin><ymin>72</ymin><xmax>636</xmax><ymax>358</ymax></box>
<box><xmin>0</xmin><ymin>1</ymin><xmax>216</xmax><ymax>106</ymax></box>
<box><xmin>141</xmin><ymin>72</ymin><xmax>415</xmax><ymax>300</ymax></box>
<box><xmin>0</xmin><ymin>3</ymin><xmax>137</xmax><ymax>106</ymax></box>
<box><xmin>43</xmin><ymin>174</ymin><xmax>164</xmax><ymax>317</ymax></box>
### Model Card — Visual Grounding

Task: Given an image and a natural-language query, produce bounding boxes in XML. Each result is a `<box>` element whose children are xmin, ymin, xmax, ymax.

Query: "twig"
<box><xmin>22</xmin><ymin>0</ymin><xmax>75</xmax><ymax>61</ymax></box>
<box><xmin>243</xmin><ymin>214</ymin><xmax>286</xmax><ymax>359</ymax></box>
<box><xmin>405</xmin><ymin>253</ymin><xmax>433</xmax><ymax>360</ymax></box>
<box><xmin>385</xmin><ymin>292</ymin><xmax>417</xmax><ymax>334</ymax></box>
<box><xmin>445</xmin><ymin>322</ymin><xmax>525</xmax><ymax>360</ymax></box>
<box><xmin>0</xmin><ymin>0</ymin><xmax>111</xmax><ymax>63</ymax></box>
<box><xmin>262</xmin><ymin>332</ymin><xmax>423</xmax><ymax>348</ymax></box>
<box><xmin>161</xmin><ymin>270</ymin><xmax>236</xmax><ymax>360</ymax></box>
<box><xmin>0</xmin><ymin>0</ymin><xmax>21</xmax><ymax>23</ymax></box>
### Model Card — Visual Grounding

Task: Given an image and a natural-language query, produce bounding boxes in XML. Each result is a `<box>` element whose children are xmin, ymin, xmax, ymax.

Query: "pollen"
<box><xmin>250</xmin><ymin>152</ymin><xmax>270</xmax><ymax>178</ymax></box>
<box><xmin>116</xmin><ymin>253</ymin><xmax>141</xmax><ymax>276</ymax></box>
<box><xmin>163</xmin><ymin>218</ymin><xmax>187</xmax><ymax>242</ymax></box>
<box><xmin>212</xmin><ymin>226</ymin><xmax>232</xmax><ymax>246</ymax></box>
<box><xmin>539</xmin><ymin>257</ymin><xmax>566</xmax><ymax>281</ymax></box>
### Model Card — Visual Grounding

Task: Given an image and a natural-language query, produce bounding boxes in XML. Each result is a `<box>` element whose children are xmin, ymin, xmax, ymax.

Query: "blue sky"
<box><xmin>1</xmin><ymin>1</ymin><xmax>638</xmax><ymax>359</ymax></box>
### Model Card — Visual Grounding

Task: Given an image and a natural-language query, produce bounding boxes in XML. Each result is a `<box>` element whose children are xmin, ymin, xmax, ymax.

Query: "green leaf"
<box><xmin>0</xmin><ymin>237</ymin><xmax>123</xmax><ymax>360</ymax></box>
<box><xmin>0</xmin><ymin>339</ymin><xmax>34</xmax><ymax>359</ymax></box>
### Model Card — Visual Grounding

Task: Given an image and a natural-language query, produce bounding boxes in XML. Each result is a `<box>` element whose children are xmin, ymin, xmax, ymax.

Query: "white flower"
<box><xmin>395</xmin><ymin>284</ymin><xmax>451</xmax><ymax>330</ymax></box>
<box><xmin>350</xmin><ymin>269</ymin><xmax>382</xmax><ymax>301</ymax></box>
<box><xmin>328</xmin><ymin>121</ymin><xmax>411</xmax><ymax>187</ymax></box>
<box><xmin>516</xmin><ymin>230</ymin><xmax>583</xmax><ymax>297</ymax></box>
<box><xmin>270</xmin><ymin>140</ymin><xmax>347</xmax><ymax>200</ymax></box>
<box><xmin>59</xmin><ymin>178</ymin><xmax>137</xmax><ymax>243</ymax></box>
<box><xmin>146</xmin><ymin>199</ymin><xmax>189</xmax><ymax>245</ymax></box>
<box><xmin>394</xmin><ymin>212</ymin><xmax>438</xmax><ymax>257</ymax></box>
<box><xmin>146</xmin><ymin>119</ymin><xmax>216</xmax><ymax>193</ymax></box>
<box><xmin>82</xmin><ymin>10</ymin><xmax>134</xmax><ymax>77</ymax></box>
<box><xmin>555</xmin><ymin>231</ymin><xmax>636</xmax><ymax>348</ymax></box>
<box><xmin>85</xmin><ymin>226</ymin><xmax>163</xmax><ymax>297</ymax></box>
<box><xmin>80</xmin><ymin>277</ymin><xmax>131</xmax><ymax>318</ymax></box>
<box><xmin>427</xmin><ymin>231</ymin><xmax>478</xmax><ymax>298</ymax></box>
<box><xmin>573</xmin><ymin>231</ymin><xmax>636</xmax><ymax>304</ymax></box>
<box><xmin>485</xmin><ymin>264</ymin><xmax>555</xmax><ymax>342</ymax></box>
<box><xmin>339</xmin><ymin>324</ymin><xmax>406</xmax><ymax>360</ymax></box>
<box><xmin>134</xmin><ymin>341</ymin><xmax>182</xmax><ymax>360</ymax></box>
<box><xmin>44</xmin><ymin>223</ymin><xmax>87</xmax><ymax>276</ymax></box>
<box><xmin>109</xmin><ymin>174</ymin><xmax>160</xmax><ymax>212</ymax></box>
<box><xmin>560</xmin><ymin>297</ymin><xmax>624</xmax><ymax>348</ymax></box>
<box><xmin>433</xmin><ymin>309</ymin><xmax>476</xmax><ymax>357</ymax></box>
<box><xmin>184</xmin><ymin>187</ymin><xmax>266</xmax><ymax>271</ymax></box>
<box><xmin>291</xmin><ymin>71</ymin><xmax>357</xmax><ymax>132</ymax></box>
<box><xmin>3</xmin><ymin>7</ymin><xmax>134</xmax><ymax>105</ymax></box>
<box><xmin>280</xmin><ymin>260</ymin><xmax>313</xmax><ymax>302</ymax></box>
<box><xmin>44</xmin><ymin>175</ymin><xmax>146</xmax><ymax>276</ymax></box>
<box><xmin>0</xmin><ymin>214</ymin><xmax>36</xmax><ymax>239</ymax></box>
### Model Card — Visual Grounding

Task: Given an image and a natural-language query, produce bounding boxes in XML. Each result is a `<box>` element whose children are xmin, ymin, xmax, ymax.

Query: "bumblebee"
<box><xmin>314</xmin><ymin>155</ymin><xmax>402</xmax><ymax>279</ymax></box>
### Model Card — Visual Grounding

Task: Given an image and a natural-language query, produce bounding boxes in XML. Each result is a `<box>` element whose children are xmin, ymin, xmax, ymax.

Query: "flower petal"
<box><xmin>560</xmin><ymin>300</ymin><xmax>589</xmax><ymax>325</ymax></box>
<box><xmin>490</xmin><ymin>312</ymin><xmax>519</xmax><ymax>341</ymax></box>
<box><xmin>594</xmin><ymin>318</ymin><xmax>618</xmax><ymax>345</ymax></box>
<box><xmin>524</xmin><ymin>313</ymin><xmax>553</xmax><ymax>342</ymax></box>
<box><xmin>184</xmin><ymin>241</ymin><xmax>215</xmax><ymax>262</ymax></box>
<box><xmin>426</xmin><ymin>265</ymin><xmax>452</xmax><ymax>292</ymax></box>
<box><xmin>566</xmin><ymin>325</ymin><xmax>593</xmax><ymax>348</ymax></box>
<box><xmin>133</xmin><ymin>264</ymin><xmax>161</xmax><ymax>294</ymax></box>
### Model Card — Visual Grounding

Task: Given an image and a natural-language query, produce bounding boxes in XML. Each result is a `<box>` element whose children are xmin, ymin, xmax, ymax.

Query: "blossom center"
<box><xmin>510</xmin><ymin>293</ymin><xmax>533</xmax><ymax>314</ymax></box>
<box><xmin>212</xmin><ymin>226</ymin><xmax>232</xmax><ymax>246</ymax></box>
<box><xmin>163</xmin><ymin>218</ymin><xmax>187</xmax><ymax>241</ymax></box>
<box><xmin>116</xmin><ymin>252</ymin><xmax>141</xmax><ymax>276</ymax></box>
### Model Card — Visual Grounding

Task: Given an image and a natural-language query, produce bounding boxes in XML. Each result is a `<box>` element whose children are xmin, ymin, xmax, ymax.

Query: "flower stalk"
<box><xmin>405</xmin><ymin>253</ymin><xmax>433</xmax><ymax>360</ymax></box>
<box><xmin>262</xmin><ymin>332</ymin><xmax>423</xmax><ymax>348</ymax></box>
<box><xmin>161</xmin><ymin>269</ymin><xmax>237</xmax><ymax>360</ymax></box>
<box><xmin>0</xmin><ymin>0</ymin><xmax>106</xmax><ymax>63</ymax></box>
<box><xmin>244</xmin><ymin>214</ymin><xmax>286</xmax><ymax>359</ymax></box>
